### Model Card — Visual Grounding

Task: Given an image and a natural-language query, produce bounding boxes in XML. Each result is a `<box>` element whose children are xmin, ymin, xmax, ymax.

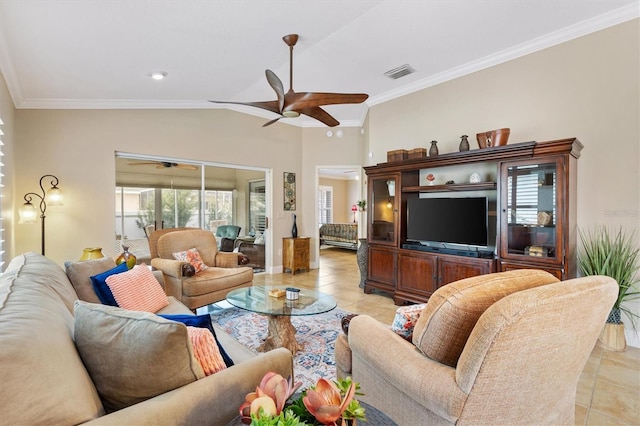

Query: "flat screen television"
<box><xmin>406</xmin><ymin>197</ymin><xmax>488</xmax><ymax>247</ymax></box>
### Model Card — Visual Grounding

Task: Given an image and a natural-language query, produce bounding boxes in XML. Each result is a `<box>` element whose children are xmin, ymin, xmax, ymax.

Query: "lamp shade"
<box><xmin>18</xmin><ymin>202</ymin><xmax>38</xmax><ymax>224</ymax></box>
<box><xmin>46</xmin><ymin>186</ymin><xmax>63</xmax><ymax>206</ymax></box>
<box><xmin>351</xmin><ymin>204</ymin><xmax>358</xmax><ymax>212</ymax></box>
<box><xmin>386</xmin><ymin>180</ymin><xmax>395</xmax><ymax>196</ymax></box>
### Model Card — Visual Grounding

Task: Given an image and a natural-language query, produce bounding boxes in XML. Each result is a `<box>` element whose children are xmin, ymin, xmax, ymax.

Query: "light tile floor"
<box><xmin>252</xmin><ymin>247</ymin><xmax>640</xmax><ymax>425</ymax></box>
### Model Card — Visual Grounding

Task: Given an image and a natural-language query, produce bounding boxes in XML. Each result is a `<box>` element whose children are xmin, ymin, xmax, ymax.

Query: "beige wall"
<box><xmin>366</xmin><ymin>19</ymin><xmax>640</xmax><ymax>341</ymax></box>
<box><xmin>319</xmin><ymin>177</ymin><xmax>359</xmax><ymax>224</ymax></box>
<box><xmin>13</xmin><ymin>108</ymin><xmax>302</xmax><ymax>269</ymax></box>
<box><xmin>367</xmin><ymin>20</ymin><xmax>639</xmax><ymax>231</ymax></box>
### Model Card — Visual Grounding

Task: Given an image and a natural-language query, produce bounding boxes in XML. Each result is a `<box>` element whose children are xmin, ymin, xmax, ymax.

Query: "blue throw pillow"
<box><xmin>90</xmin><ymin>262</ymin><xmax>129</xmax><ymax>306</ymax></box>
<box><xmin>159</xmin><ymin>314</ymin><xmax>234</xmax><ymax>367</ymax></box>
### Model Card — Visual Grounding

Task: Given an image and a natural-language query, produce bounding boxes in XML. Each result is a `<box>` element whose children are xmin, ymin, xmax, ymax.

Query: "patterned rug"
<box><xmin>210</xmin><ymin>307</ymin><xmax>350</xmax><ymax>388</ymax></box>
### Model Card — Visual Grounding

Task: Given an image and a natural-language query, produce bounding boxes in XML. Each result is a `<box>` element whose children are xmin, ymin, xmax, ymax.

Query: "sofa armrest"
<box><xmin>150</xmin><ymin>258</ymin><xmax>185</xmax><ymax>278</ymax></box>
<box><xmin>215</xmin><ymin>252</ymin><xmax>242</xmax><ymax>268</ymax></box>
<box><xmin>349</xmin><ymin>315</ymin><xmax>467</xmax><ymax>423</ymax></box>
<box><xmin>84</xmin><ymin>348</ymin><xmax>294</xmax><ymax>425</ymax></box>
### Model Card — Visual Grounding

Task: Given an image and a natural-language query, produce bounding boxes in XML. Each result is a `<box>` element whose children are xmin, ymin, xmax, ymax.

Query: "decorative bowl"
<box><xmin>476</xmin><ymin>128</ymin><xmax>510</xmax><ymax>148</ymax></box>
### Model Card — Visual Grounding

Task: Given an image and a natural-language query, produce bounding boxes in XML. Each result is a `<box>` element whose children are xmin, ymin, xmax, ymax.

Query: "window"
<box><xmin>507</xmin><ymin>165</ymin><xmax>556</xmax><ymax>225</ymax></box>
<box><xmin>318</xmin><ymin>185</ymin><xmax>333</xmax><ymax>224</ymax></box>
<box><xmin>249</xmin><ymin>180</ymin><xmax>266</xmax><ymax>234</ymax></box>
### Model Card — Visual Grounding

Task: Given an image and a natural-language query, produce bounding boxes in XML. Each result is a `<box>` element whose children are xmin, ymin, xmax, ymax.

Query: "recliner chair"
<box><xmin>148</xmin><ymin>227</ymin><xmax>252</xmax><ymax>311</ymax></box>
<box><xmin>336</xmin><ymin>270</ymin><xmax>617</xmax><ymax>425</ymax></box>
<box><xmin>215</xmin><ymin>225</ymin><xmax>241</xmax><ymax>252</ymax></box>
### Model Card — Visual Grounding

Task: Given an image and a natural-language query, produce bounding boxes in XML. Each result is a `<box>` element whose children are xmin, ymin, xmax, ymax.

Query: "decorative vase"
<box><xmin>79</xmin><ymin>247</ymin><xmax>104</xmax><ymax>261</ymax></box>
<box><xmin>357</xmin><ymin>238</ymin><xmax>368</xmax><ymax>288</ymax></box>
<box><xmin>291</xmin><ymin>213</ymin><xmax>298</xmax><ymax>238</ymax></box>
<box><xmin>599</xmin><ymin>308</ymin><xmax>626</xmax><ymax>351</ymax></box>
<box><xmin>429</xmin><ymin>140</ymin><xmax>439</xmax><ymax>157</ymax></box>
<box><xmin>115</xmin><ymin>245</ymin><xmax>137</xmax><ymax>269</ymax></box>
<box><xmin>459</xmin><ymin>135</ymin><xmax>470</xmax><ymax>151</ymax></box>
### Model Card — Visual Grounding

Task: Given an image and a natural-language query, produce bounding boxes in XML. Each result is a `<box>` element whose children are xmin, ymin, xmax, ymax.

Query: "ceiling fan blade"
<box><xmin>299</xmin><ymin>107</ymin><xmax>340</xmax><ymax>127</ymax></box>
<box><xmin>265</xmin><ymin>70</ymin><xmax>285</xmax><ymax>113</ymax></box>
<box><xmin>128</xmin><ymin>161</ymin><xmax>161</xmax><ymax>166</ymax></box>
<box><xmin>262</xmin><ymin>116</ymin><xmax>283</xmax><ymax>127</ymax></box>
<box><xmin>209</xmin><ymin>99</ymin><xmax>281</xmax><ymax>115</ymax></box>
<box><xmin>285</xmin><ymin>92</ymin><xmax>369</xmax><ymax>110</ymax></box>
<box><xmin>176</xmin><ymin>164</ymin><xmax>199</xmax><ymax>171</ymax></box>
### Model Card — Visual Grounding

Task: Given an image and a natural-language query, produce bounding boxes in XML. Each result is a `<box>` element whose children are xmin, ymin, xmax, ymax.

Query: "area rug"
<box><xmin>210</xmin><ymin>307</ymin><xmax>350</xmax><ymax>388</ymax></box>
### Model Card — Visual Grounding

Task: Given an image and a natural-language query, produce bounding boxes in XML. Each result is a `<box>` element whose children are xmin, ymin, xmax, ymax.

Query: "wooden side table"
<box><xmin>283</xmin><ymin>237</ymin><xmax>310</xmax><ymax>274</ymax></box>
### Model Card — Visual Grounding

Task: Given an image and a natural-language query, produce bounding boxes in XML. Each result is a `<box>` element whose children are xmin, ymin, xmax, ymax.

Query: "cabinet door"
<box><xmin>368</xmin><ymin>174</ymin><xmax>399</xmax><ymax>246</ymax></box>
<box><xmin>397</xmin><ymin>250</ymin><xmax>438</xmax><ymax>298</ymax></box>
<box><xmin>499</xmin><ymin>157</ymin><xmax>564</xmax><ymax>265</ymax></box>
<box><xmin>439</xmin><ymin>255</ymin><xmax>495</xmax><ymax>286</ymax></box>
<box><xmin>367</xmin><ymin>245</ymin><xmax>396</xmax><ymax>290</ymax></box>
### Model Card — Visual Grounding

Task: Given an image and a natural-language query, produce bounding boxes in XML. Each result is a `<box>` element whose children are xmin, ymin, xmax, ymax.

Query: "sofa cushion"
<box><xmin>66</xmin><ymin>256</ymin><xmax>118</xmax><ymax>303</ymax></box>
<box><xmin>1</xmin><ymin>254</ymin><xmax>104</xmax><ymax>425</ymax></box>
<box><xmin>90</xmin><ymin>261</ymin><xmax>129</xmax><ymax>306</ymax></box>
<box><xmin>105</xmin><ymin>264</ymin><xmax>169</xmax><ymax>312</ymax></box>
<box><xmin>412</xmin><ymin>269</ymin><xmax>559</xmax><ymax>367</ymax></box>
<box><xmin>74</xmin><ymin>301</ymin><xmax>205</xmax><ymax>412</ymax></box>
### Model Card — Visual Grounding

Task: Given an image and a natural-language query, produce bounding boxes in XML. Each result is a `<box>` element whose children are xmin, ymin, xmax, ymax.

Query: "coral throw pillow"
<box><xmin>173</xmin><ymin>248</ymin><xmax>208</xmax><ymax>273</ymax></box>
<box><xmin>186</xmin><ymin>326</ymin><xmax>227</xmax><ymax>376</ymax></box>
<box><xmin>105</xmin><ymin>264</ymin><xmax>169</xmax><ymax>313</ymax></box>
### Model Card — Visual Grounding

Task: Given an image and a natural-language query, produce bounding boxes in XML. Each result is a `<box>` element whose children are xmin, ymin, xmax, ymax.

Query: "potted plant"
<box><xmin>578</xmin><ymin>226</ymin><xmax>640</xmax><ymax>351</ymax></box>
<box><xmin>356</xmin><ymin>200</ymin><xmax>366</xmax><ymax>211</ymax></box>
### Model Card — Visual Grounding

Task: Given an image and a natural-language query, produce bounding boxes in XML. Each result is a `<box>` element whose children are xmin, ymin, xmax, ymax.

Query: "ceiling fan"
<box><xmin>209</xmin><ymin>34</ymin><xmax>369</xmax><ymax>127</ymax></box>
<box><xmin>128</xmin><ymin>161</ymin><xmax>199</xmax><ymax>171</ymax></box>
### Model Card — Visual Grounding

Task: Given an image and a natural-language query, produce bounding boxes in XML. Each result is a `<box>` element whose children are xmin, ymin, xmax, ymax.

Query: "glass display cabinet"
<box><xmin>499</xmin><ymin>155</ymin><xmax>570</xmax><ymax>279</ymax></box>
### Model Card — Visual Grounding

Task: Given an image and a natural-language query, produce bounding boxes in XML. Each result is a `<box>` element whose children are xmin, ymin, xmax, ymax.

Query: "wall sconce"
<box><xmin>351</xmin><ymin>204</ymin><xmax>358</xmax><ymax>223</ymax></box>
<box><xmin>18</xmin><ymin>174</ymin><xmax>63</xmax><ymax>255</ymax></box>
<box><xmin>386</xmin><ymin>179</ymin><xmax>395</xmax><ymax>196</ymax></box>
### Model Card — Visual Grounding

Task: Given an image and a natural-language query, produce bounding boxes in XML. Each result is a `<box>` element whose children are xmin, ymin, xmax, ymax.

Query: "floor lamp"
<box><xmin>18</xmin><ymin>174</ymin><xmax>63</xmax><ymax>256</ymax></box>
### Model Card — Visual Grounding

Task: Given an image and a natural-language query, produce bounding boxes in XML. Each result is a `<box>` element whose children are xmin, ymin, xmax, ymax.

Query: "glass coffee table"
<box><xmin>226</xmin><ymin>286</ymin><xmax>336</xmax><ymax>354</ymax></box>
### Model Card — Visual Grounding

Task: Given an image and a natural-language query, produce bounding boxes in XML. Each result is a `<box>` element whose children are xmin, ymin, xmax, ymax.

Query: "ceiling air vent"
<box><xmin>384</xmin><ymin>64</ymin><xmax>415</xmax><ymax>80</ymax></box>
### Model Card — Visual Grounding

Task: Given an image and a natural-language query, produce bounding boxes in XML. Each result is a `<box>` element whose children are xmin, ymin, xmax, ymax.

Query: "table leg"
<box><xmin>258</xmin><ymin>315</ymin><xmax>302</xmax><ymax>354</ymax></box>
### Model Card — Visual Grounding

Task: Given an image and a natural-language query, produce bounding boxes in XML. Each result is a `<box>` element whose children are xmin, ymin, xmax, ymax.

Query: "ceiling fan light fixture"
<box><xmin>282</xmin><ymin>111</ymin><xmax>300</xmax><ymax>118</ymax></box>
<box><xmin>149</xmin><ymin>71</ymin><xmax>167</xmax><ymax>81</ymax></box>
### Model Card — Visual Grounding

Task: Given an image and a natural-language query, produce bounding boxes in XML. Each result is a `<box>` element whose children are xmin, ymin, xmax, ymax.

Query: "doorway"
<box><xmin>315</xmin><ymin>166</ymin><xmax>363</xmax><ymax>267</ymax></box>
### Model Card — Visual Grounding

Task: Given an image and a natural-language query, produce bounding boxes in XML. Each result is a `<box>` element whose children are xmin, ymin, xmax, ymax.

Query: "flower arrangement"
<box><xmin>356</xmin><ymin>200</ymin><xmax>366</xmax><ymax>211</ymax></box>
<box><xmin>239</xmin><ymin>372</ymin><xmax>366</xmax><ymax>426</ymax></box>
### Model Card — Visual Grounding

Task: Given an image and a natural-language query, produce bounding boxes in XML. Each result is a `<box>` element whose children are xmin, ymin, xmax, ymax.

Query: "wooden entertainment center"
<box><xmin>364</xmin><ymin>138</ymin><xmax>583</xmax><ymax>305</ymax></box>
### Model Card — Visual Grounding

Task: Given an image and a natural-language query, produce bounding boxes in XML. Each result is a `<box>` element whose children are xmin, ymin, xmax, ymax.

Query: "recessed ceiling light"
<box><xmin>149</xmin><ymin>71</ymin><xmax>167</xmax><ymax>81</ymax></box>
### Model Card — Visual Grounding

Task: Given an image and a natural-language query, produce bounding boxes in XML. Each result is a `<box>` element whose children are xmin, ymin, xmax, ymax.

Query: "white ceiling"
<box><xmin>0</xmin><ymin>0</ymin><xmax>637</xmax><ymax>127</ymax></box>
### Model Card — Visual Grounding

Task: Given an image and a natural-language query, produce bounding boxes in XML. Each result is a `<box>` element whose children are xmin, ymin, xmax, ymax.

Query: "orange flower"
<box><xmin>303</xmin><ymin>378</ymin><xmax>356</xmax><ymax>425</ymax></box>
<box><xmin>239</xmin><ymin>372</ymin><xmax>302</xmax><ymax>424</ymax></box>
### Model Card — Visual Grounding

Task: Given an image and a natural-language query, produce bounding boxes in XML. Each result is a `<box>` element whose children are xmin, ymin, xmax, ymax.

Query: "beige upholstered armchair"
<box><xmin>336</xmin><ymin>270</ymin><xmax>617</xmax><ymax>425</ymax></box>
<box><xmin>149</xmin><ymin>228</ymin><xmax>253</xmax><ymax>311</ymax></box>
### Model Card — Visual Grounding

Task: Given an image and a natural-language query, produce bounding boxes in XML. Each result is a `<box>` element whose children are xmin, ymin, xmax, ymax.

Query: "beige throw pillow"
<box><xmin>66</xmin><ymin>257</ymin><xmax>118</xmax><ymax>303</ymax></box>
<box><xmin>73</xmin><ymin>301</ymin><xmax>205</xmax><ymax>412</ymax></box>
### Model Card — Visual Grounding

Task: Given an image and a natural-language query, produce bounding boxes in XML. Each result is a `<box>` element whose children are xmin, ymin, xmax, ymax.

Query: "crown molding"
<box><xmin>368</xmin><ymin>3</ymin><xmax>639</xmax><ymax>107</ymax></box>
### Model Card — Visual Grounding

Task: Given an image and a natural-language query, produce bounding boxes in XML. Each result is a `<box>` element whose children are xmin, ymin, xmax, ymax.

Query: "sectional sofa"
<box><xmin>0</xmin><ymin>252</ymin><xmax>293</xmax><ymax>425</ymax></box>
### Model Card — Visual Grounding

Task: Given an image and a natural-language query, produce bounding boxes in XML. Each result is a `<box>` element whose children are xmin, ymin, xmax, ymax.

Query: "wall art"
<box><xmin>284</xmin><ymin>172</ymin><xmax>296</xmax><ymax>211</ymax></box>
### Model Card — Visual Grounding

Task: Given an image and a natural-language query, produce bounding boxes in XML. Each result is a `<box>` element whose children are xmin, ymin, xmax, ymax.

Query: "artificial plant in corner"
<box><xmin>578</xmin><ymin>226</ymin><xmax>640</xmax><ymax>329</ymax></box>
